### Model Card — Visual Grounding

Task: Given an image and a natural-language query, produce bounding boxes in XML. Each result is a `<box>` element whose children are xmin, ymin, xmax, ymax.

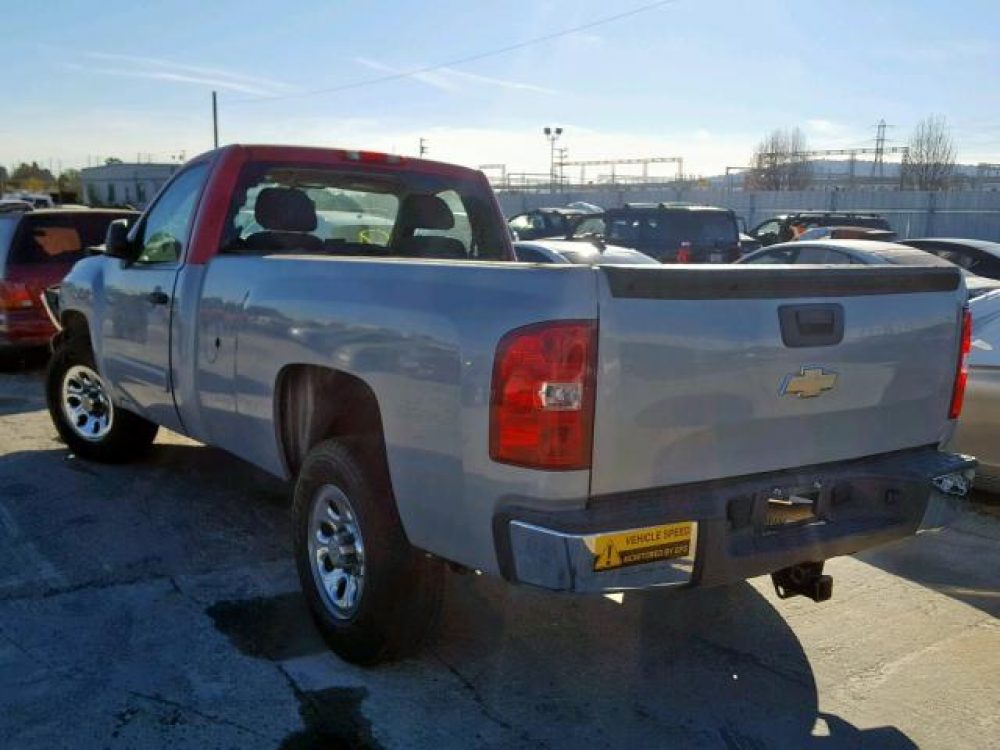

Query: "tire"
<box><xmin>45</xmin><ymin>335</ymin><xmax>158</xmax><ymax>462</ymax></box>
<box><xmin>293</xmin><ymin>439</ymin><xmax>444</xmax><ymax>664</ymax></box>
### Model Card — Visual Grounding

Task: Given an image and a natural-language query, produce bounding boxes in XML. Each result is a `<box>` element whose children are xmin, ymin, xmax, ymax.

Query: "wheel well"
<box><xmin>276</xmin><ymin>365</ymin><xmax>390</xmax><ymax>482</ymax></box>
<box><xmin>60</xmin><ymin>311</ymin><xmax>91</xmax><ymax>345</ymax></box>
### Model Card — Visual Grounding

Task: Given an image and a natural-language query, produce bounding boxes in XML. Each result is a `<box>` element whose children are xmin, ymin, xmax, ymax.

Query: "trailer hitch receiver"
<box><xmin>772</xmin><ymin>562</ymin><xmax>832</xmax><ymax>603</ymax></box>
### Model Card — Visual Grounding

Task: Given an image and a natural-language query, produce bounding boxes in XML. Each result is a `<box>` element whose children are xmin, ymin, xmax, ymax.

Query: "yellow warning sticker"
<box><xmin>589</xmin><ymin>521</ymin><xmax>694</xmax><ymax>572</ymax></box>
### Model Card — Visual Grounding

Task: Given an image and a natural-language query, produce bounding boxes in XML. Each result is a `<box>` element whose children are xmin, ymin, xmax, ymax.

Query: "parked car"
<box><xmin>514</xmin><ymin>239</ymin><xmax>659</xmax><ymax>265</ymax></box>
<box><xmin>738</xmin><ymin>239</ymin><xmax>1000</xmax><ymax>298</ymax></box>
<box><xmin>794</xmin><ymin>226</ymin><xmax>897</xmax><ymax>242</ymax></box>
<box><xmin>750</xmin><ymin>212</ymin><xmax>891</xmax><ymax>246</ymax></box>
<box><xmin>44</xmin><ymin>144</ymin><xmax>974</xmax><ymax>664</ymax></box>
<box><xmin>949</xmin><ymin>290</ymin><xmax>1000</xmax><ymax>491</ymax></box>
<box><xmin>507</xmin><ymin>206</ymin><xmax>598</xmax><ymax>241</ymax></box>
<box><xmin>0</xmin><ymin>208</ymin><xmax>137</xmax><ymax>353</ymax></box>
<box><xmin>603</xmin><ymin>202</ymin><xmax>741</xmax><ymax>263</ymax></box>
<box><xmin>899</xmin><ymin>238</ymin><xmax>1000</xmax><ymax>281</ymax></box>
<box><xmin>739</xmin><ymin>232</ymin><xmax>762</xmax><ymax>255</ymax></box>
<box><xmin>3</xmin><ymin>192</ymin><xmax>55</xmax><ymax>209</ymax></box>
<box><xmin>0</xmin><ymin>199</ymin><xmax>34</xmax><ymax>214</ymax></box>
<box><xmin>949</xmin><ymin>290</ymin><xmax>1000</xmax><ymax>492</ymax></box>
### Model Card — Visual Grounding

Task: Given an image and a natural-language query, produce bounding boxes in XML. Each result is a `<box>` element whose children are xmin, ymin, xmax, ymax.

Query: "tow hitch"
<box><xmin>772</xmin><ymin>562</ymin><xmax>832</xmax><ymax>603</ymax></box>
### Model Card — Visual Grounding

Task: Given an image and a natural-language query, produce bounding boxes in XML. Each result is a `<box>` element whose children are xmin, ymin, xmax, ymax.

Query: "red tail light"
<box><xmin>0</xmin><ymin>282</ymin><xmax>34</xmax><ymax>311</ymax></box>
<box><xmin>949</xmin><ymin>306</ymin><xmax>972</xmax><ymax>420</ymax></box>
<box><xmin>675</xmin><ymin>242</ymin><xmax>692</xmax><ymax>263</ymax></box>
<box><xmin>490</xmin><ymin>321</ymin><xmax>597</xmax><ymax>470</ymax></box>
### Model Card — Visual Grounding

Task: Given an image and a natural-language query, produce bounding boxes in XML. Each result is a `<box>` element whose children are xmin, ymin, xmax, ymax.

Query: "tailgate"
<box><xmin>591</xmin><ymin>265</ymin><xmax>965</xmax><ymax>496</ymax></box>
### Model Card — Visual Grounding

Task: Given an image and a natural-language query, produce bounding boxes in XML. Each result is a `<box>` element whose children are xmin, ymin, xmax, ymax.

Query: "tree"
<box><xmin>0</xmin><ymin>165</ymin><xmax>8</xmax><ymax>194</ymax></box>
<box><xmin>58</xmin><ymin>169</ymin><xmax>82</xmax><ymax>200</ymax></box>
<box><xmin>8</xmin><ymin>162</ymin><xmax>56</xmax><ymax>193</ymax></box>
<box><xmin>746</xmin><ymin>128</ymin><xmax>813</xmax><ymax>190</ymax></box>
<box><xmin>104</xmin><ymin>157</ymin><xmax>123</xmax><ymax>165</ymax></box>
<box><xmin>902</xmin><ymin>116</ymin><xmax>955</xmax><ymax>190</ymax></box>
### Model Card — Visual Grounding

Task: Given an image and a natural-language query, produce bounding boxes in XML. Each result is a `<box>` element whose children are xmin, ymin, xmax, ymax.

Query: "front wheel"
<box><xmin>293</xmin><ymin>440</ymin><xmax>443</xmax><ymax>664</ymax></box>
<box><xmin>45</xmin><ymin>338</ymin><xmax>158</xmax><ymax>462</ymax></box>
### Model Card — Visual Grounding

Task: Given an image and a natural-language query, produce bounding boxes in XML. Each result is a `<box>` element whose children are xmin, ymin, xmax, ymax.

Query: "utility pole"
<box><xmin>543</xmin><ymin>126</ymin><xmax>563</xmax><ymax>193</ymax></box>
<box><xmin>418</xmin><ymin>138</ymin><xmax>428</xmax><ymax>157</ymax></box>
<box><xmin>873</xmin><ymin>119</ymin><xmax>887</xmax><ymax>179</ymax></box>
<box><xmin>212</xmin><ymin>91</ymin><xmax>219</xmax><ymax>149</ymax></box>
<box><xmin>555</xmin><ymin>146</ymin><xmax>568</xmax><ymax>188</ymax></box>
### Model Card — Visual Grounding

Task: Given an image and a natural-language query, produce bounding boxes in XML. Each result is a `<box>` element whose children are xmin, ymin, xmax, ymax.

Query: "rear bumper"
<box><xmin>494</xmin><ymin>447</ymin><xmax>975</xmax><ymax>593</ymax></box>
<box><xmin>0</xmin><ymin>310</ymin><xmax>56</xmax><ymax>350</ymax></box>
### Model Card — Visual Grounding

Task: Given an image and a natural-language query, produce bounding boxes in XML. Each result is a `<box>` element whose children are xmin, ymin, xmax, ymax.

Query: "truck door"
<box><xmin>98</xmin><ymin>162</ymin><xmax>209</xmax><ymax>431</ymax></box>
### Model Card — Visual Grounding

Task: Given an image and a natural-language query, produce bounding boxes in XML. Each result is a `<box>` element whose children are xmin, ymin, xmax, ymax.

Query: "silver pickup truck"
<box><xmin>43</xmin><ymin>145</ymin><xmax>975</xmax><ymax>664</ymax></box>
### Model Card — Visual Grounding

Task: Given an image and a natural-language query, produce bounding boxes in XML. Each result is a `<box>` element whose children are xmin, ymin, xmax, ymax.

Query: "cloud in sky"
<box><xmin>69</xmin><ymin>52</ymin><xmax>296</xmax><ymax>96</ymax></box>
<box><xmin>354</xmin><ymin>57</ymin><xmax>556</xmax><ymax>95</ymax></box>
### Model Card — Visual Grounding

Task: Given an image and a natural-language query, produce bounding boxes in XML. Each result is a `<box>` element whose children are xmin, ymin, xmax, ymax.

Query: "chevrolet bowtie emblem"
<box><xmin>781</xmin><ymin>367</ymin><xmax>838</xmax><ymax>398</ymax></box>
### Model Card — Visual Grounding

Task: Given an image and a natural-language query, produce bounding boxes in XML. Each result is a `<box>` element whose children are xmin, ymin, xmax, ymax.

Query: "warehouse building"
<box><xmin>80</xmin><ymin>162</ymin><xmax>179</xmax><ymax>208</ymax></box>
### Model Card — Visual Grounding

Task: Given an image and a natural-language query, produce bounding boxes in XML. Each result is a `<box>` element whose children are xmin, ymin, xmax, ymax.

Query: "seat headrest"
<box><xmin>255</xmin><ymin>187</ymin><xmax>317</xmax><ymax>232</ymax></box>
<box><xmin>398</xmin><ymin>194</ymin><xmax>454</xmax><ymax>231</ymax></box>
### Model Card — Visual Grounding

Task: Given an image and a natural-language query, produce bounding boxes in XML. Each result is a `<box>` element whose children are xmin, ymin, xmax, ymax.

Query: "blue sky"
<box><xmin>3</xmin><ymin>0</ymin><xmax>998</xmax><ymax>176</ymax></box>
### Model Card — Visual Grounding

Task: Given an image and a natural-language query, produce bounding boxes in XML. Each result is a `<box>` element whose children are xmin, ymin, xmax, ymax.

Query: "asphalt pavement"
<box><xmin>0</xmin><ymin>356</ymin><xmax>997</xmax><ymax>749</ymax></box>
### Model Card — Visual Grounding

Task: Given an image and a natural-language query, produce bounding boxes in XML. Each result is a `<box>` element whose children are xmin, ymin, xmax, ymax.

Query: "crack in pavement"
<box><xmin>692</xmin><ymin>635</ymin><xmax>813</xmax><ymax>688</ymax></box>
<box><xmin>429</xmin><ymin>647</ymin><xmax>552</xmax><ymax>749</ymax></box>
<box><xmin>128</xmin><ymin>690</ymin><xmax>281</xmax><ymax>743</ymax></box>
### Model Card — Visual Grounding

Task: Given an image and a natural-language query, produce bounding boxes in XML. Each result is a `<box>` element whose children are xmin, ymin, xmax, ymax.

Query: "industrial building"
<box><xmin>80</xmin><ymin>162</ymin><xmax>179</xmax><ymax>208</ymax></box>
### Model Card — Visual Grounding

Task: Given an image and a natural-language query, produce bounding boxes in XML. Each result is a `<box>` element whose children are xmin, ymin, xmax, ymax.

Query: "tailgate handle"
<box><xmin>779</xmin><ymin>304</ymin><xmax>844</xmax><ymax>348</ymax></box>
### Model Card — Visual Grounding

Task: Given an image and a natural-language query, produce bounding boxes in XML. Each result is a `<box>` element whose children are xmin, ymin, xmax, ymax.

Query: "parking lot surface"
<box><xmin>1</xmin><ymin>359</ymin><xmax>998</xmax><ymax>750</ymax></box>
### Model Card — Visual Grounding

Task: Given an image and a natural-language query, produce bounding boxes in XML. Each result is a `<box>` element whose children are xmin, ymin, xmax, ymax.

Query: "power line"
<box><xmin>227</xmin><ymin>0</ymin><xmax>676</xmax><ymax>105</ymax></box>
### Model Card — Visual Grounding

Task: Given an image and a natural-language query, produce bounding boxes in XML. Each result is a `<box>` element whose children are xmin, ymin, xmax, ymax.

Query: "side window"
<box><xmin>940</xmin><ymin>249</ymin><xmax>977</xmax><ymax>270</ymax></box>
<box><xmin>515</xmin><ymin>245</ymin><xmax>551</xmax><ymax>263</ymax></box>
<box><xmin>749</xmin><ymin>247</ymin><xmax>798</xmax><ymax>264</ymax></box>
<box><xmin>509</xmin><ymin>214</ymin><xmax>532</xmax><ymax>233</ymax></box>
<box><xmin>796</xmin><ymin>246</ymin><xmax>852</xmax><ymax>264</ymax></box>
<box><xmin>136</xmin><ymin>163</ymin><xmax>208</xmax><ymax>264</ymax></box>
<box><xmin>753</xmin><ymin>220</ymin><xmax>781</xmax><ymax>242</ymax></box>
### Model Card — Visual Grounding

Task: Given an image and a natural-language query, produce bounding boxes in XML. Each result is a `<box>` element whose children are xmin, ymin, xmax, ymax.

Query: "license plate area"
<box><xmin>764</xmin><ymin>486</ymin><xmax>820</xmax><ymax>530</ymax></box>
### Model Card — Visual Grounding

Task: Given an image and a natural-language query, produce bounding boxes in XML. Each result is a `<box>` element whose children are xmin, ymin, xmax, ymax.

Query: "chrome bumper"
<box><xmin>508</xmin><ymin>520</ymin><xmax>698</xmax><ymax>593</ymax></box>
<box><xmin>499</xmin><ymin>449</ymin><xmax>977</xmax><ymax>594</ymax></box>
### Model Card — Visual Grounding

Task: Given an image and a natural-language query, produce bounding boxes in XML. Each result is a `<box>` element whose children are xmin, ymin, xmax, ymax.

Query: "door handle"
<box><xmin>147</xmin><ymin>290</ymin><xmax>170</xmax><ymax>305</ymax></box>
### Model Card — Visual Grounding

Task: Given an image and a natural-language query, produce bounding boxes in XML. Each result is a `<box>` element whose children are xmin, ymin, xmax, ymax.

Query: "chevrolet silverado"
<box><xmin>43</xmin><ymin>145</ymin><xmax>975</xmax><ymax>663</ymax></box>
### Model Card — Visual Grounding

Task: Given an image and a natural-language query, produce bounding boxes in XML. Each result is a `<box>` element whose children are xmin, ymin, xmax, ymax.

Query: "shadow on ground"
<box><xmin>0</xmin><ymin>417</ymin><xmax>924</xmax><ymax>749</ymax></box>
<box><xmin>210</xmin><ymin>574</ymin><xmax>918</xmax><ymax>749</ymax></box>
<box><xmin>856</xmin><ymin>491</ymin><xmax>1000</xmax><ymax>618</ymax></box>
<box><xmin>0</xmin><ymin>442</ymin><xmax>290</xmax><ymax>598</ymax></box>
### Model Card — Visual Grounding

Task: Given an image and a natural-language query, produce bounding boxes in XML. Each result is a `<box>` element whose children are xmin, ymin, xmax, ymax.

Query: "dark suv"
<box><xmin>602</xmin><ymin>203</ymin><xmax>740</xmax><ymax>263</ymax></box>
<box><xmin>750</xmin><ymin>212</ymin><xmax>891</xmax><ymax>247</ymax></box>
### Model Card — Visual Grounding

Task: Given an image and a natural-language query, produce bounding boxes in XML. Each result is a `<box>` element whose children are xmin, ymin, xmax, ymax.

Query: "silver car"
<box><xmin>950</xmin><ymin>290</ymin><xmax>1000</xmax><ymax>491</ymax></box>
<box><xmin>514</xmin><ymin>239</ymin><xmax>660</xmax><ymax>265</ymax></box>
<box><xmin>739</xmin><ymin>239</ymin><xmax>1000</xmax><ymax>298</ymax></box>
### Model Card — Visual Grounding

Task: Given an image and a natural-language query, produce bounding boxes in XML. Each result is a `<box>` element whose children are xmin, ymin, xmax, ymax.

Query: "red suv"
<box><xmin>0</xmin><ymin>209</ymin><xmax>137</xmax><ymax>352</ymax></box>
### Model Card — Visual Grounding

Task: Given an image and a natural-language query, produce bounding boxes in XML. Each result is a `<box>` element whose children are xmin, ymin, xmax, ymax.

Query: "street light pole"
<box><xmin>212</xmin><ymin>91</ymin><xmax>219</xmax><ymax>149</ymax></box>
<box><xmin>543</xmin><ymin>126</ymin><xmax>563</xmax><ymax>193</ymax></box>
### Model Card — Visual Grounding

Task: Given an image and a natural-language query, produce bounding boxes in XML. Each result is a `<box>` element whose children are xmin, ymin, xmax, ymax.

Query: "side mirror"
<box><xmin>103</xmin><ymin>219</ymin><xmax>134</xmax><ymax>260</ymax></box>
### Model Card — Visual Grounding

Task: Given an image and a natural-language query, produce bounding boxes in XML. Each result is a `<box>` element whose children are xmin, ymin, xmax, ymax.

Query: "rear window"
<box><xmin>606</xmin><ymin>210</ymin><xmax>737</xmax><ymax>246</ymax></box>
<box><xmin>804</xmin><ymin>215</ymin><xmax>890</xmax><ymax>230</ymax></box>
<box><xmin>225</xmin><ymin>162</ymin><xmax>508</xmax><ymax>260</ymax></box>
<box><xmin>9</xmin><ymin>213</ymin><xmax>132</xmax><ymax>265</ymax></box>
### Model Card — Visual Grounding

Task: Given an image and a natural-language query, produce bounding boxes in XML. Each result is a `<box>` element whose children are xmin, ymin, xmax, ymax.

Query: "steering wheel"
<box><xmin>358</xmin><ymin>228</ymin><xmax>390</xmax><ymax>245</ymax></box>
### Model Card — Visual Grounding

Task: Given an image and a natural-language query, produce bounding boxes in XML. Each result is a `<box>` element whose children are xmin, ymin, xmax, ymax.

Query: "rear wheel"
<box><xmin>46</xmin><ymin>336</ymin><xmax>158</xmax><ymax>462</ymax></box>
<box><xmin>293</xmin><ymin>440</ymin><xmax>443</xmax><ymax>664</ymax></box>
